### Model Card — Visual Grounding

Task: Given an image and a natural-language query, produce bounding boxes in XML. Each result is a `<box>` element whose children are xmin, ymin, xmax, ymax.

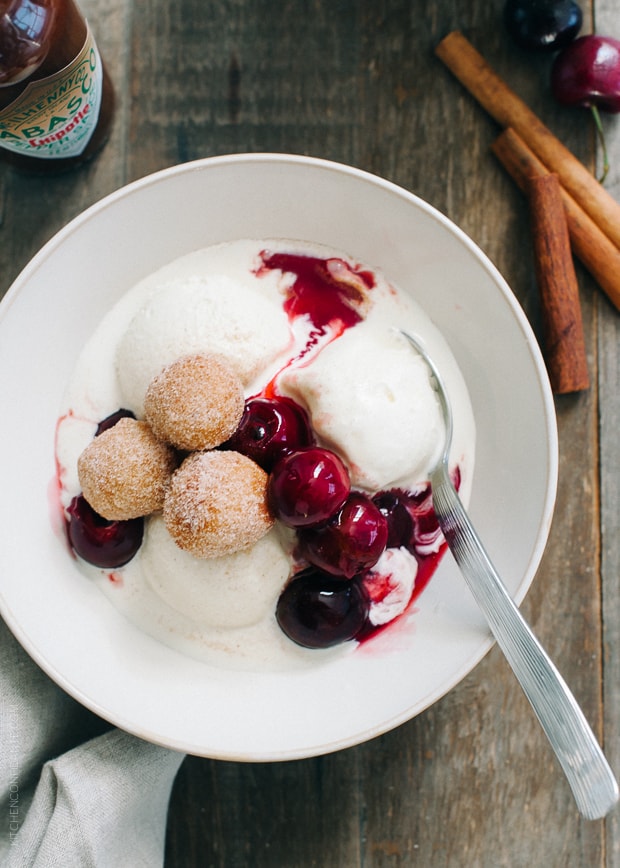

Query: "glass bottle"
<box><xmin>0</xmin><ymin>0</ymin><xmax>114</xmax><ymax>171</ymax></box>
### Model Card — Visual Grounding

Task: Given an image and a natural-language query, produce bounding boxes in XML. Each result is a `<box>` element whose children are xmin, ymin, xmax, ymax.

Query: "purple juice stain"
<box><xmin>257</xmin><ymin>251</ymin><xmax>375</xmax><ymax>332</ymax></box>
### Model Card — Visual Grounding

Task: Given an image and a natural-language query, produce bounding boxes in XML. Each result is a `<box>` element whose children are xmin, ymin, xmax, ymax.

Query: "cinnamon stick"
<box><xmin>492</xmin><ymin>128</ymin><xmax>620</xmax><ymax>312</ymax></box>
<box><xmin>435</xmin><ymin>31</ymin><xmax>620</xmax><ymax>253</ymax></box>
<box><xmin>527</xmin><ymin>173</ymin><xmax>589</xmax><ymax>393</ymax></box>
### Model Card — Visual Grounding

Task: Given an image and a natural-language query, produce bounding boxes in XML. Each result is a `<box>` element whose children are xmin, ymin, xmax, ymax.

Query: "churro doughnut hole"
<box><xmin>78</xmin><ymin>418</ymin><xmax>177</xmax><ymax>521</ymax></box>
<box><xmin>144</xmin><ymin>353</ymin><xmax>245</xmax><ymax>451</ymax></box>
<box><xmin>163</xmin><ymin>451</ymin><xmax>274</xmax><ymax>558</ymax></box>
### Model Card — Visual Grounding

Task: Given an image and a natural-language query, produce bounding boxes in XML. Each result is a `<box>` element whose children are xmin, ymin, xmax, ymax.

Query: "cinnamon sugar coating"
<box><xmin>144</xmin><ymin>353</ymin><xmax>245</xmax><ymax>451</ymax></box>
<box><xmin>163</xmin><ymin>451</ymin><xmax>274</xmax><ymax>558</ymax></box>
<box><xmin>78</xmin><ymin>418</ymin><xmax>177</xmax><ymax>521</ymax></box>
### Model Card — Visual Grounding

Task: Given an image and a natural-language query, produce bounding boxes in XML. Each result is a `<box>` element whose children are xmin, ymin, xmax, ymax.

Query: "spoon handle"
<box><xmin>431</xmin><ymin>467</ymin><xmax>619</xmax><ymax>820</ymax></box>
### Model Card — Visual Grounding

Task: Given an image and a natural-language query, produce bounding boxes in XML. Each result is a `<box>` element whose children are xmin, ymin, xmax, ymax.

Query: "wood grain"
<box><xmin>0</xmin><ymin>1</ymin><xmax>617</xmax><ymax>866</ymax></box>
<box><xmin>595</xmin><ymin>6</ymin><xmax>620</xmax><ymax>867</ymax></box>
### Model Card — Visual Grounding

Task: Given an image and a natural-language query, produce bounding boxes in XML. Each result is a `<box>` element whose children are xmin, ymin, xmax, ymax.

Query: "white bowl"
<box><xmin>0</xmin><ymin>154</ymin><xmax>557</xmax><ymax>760</ymax></box>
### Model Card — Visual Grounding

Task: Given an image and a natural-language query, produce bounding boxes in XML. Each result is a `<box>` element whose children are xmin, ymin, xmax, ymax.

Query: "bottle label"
<box><xmin>0</xmin><ymin>24</ymin><xmax>104</xmax><ymax>160</ymax></box>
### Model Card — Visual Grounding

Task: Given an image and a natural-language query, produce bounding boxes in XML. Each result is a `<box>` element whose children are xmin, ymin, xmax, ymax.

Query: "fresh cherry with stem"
<box><xmin>551</xmin><ymin>34</ymin><xmax>620</xmax><ymax>182</ymax></box>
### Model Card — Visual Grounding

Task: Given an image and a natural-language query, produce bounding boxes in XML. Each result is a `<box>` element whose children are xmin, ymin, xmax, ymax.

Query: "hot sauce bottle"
<box><xmin>0</xmin><ymin>0</ymin><xmax>114</xmax><ymax>170</ymax></box>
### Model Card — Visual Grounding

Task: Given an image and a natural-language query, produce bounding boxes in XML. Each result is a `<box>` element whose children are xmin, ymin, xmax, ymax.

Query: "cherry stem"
<box><xmin>590</xmin><ymin>104</ymin><xmax>609</xmax><ymax>184</ymax></box>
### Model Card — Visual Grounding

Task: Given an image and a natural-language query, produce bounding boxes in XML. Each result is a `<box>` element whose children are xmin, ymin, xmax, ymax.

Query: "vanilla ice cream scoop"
<box><xmin>279</xmin><ymin>325</ymin><xmax>445</xmax><ymax>491</ymax></box>
<box><xmin>143</xmin><ymin>516</ymin><xmax>290</xmax><ymax>629</ymax></box>
<box><xmin>115</xmin><ymin>274</ymin><xmax>291</xmax><ymax>415</ymax></box>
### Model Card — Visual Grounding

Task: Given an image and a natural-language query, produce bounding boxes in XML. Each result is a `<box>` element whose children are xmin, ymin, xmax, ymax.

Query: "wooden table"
<box><xmin>2</xmin><ymin>1</ymin><xmax>619</xmax><ymax>865</ymax></box>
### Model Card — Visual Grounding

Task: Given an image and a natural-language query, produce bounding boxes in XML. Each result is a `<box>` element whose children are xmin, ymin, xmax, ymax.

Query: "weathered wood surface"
<box><xmin>1</xmin><ymin>1</ymin><xmax>618</xmax><ymax>865</ymax></box>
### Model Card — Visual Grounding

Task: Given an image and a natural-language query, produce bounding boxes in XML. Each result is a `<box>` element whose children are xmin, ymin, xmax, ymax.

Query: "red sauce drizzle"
<box><xmin>257</xmin><ymin>251</ymin><xmax>374</xmax><ymax>330</ymax></box>
<box><xmin>255</xmin><ymin>250</ymin><xmax>376</xmax><ymax>399</ymax></box>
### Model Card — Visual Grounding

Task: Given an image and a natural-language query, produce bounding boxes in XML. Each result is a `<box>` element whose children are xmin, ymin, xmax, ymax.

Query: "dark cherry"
<box><xmin>372</xmin><ymin>486</ymin><xmax>442</xmax><ymax>554</ymax></box>
<box><xmin>297</xmin><ymin>492</ymin><xmax>388</xmax><ymax>578</ymax></box>
<box><xmin>95</xmin><ymin>408</ymin><xmax>136</xmax><ymax>436</ymax></box>
<box><xmin>551</xmin><ymin>35</ymin><xmax>620</xmax><ymax>112</ymax></box>
<box><xmin>66</xmin><ymin>495</ymin><xmax>144</xmax><ymax>569</ymax></box>
<box><xmin>504</xmin><ymin>0</ymin><xmax>582</xmax><ymax>52</ymax></box>
<box><xmin>276</xmin><ymin>568</ymin><xmax>369</xmax><ymax>648</ymax></box>
<box><xmin>372</xmin><ymin>489</ymin><xmax>416</xmax><ymax>549</ymax></box>
<box><xmin>223</xmin><ymin>396</ymin><xmax>314</xmax><ymax>471</ymax></box>
<box><xmin>268</xmin><ymin>447</ymin><xmax>350</xmax><ymax>528</ymax></box>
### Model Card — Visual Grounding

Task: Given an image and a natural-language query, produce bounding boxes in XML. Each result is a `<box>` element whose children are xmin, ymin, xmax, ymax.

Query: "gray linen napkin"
<box><xmin>0</xmin><ymin>616</ymin><xmax>184</xmax><ymax>867</ymax></box>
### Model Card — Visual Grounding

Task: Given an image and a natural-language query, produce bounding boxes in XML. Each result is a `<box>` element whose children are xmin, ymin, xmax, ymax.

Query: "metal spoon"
<box><xmin>400</xmin><ymin>329</ymin><xmax>619</xmax><ymax>820</ymax></box>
